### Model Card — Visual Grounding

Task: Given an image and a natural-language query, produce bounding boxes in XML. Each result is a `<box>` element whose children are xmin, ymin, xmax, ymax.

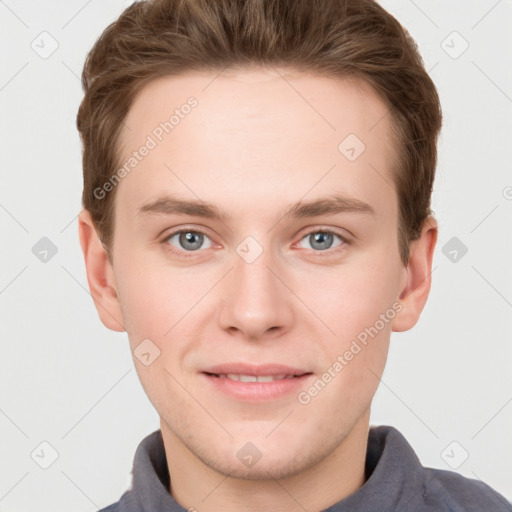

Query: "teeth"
<box><xmin>239</xmin><ymin>374</ymin><xmax>258</xmax><ymax>383</ymax></box>
<box><xmin>255</xmin><ymin>375</ymin><xmax>274</xmax><ymax>382</ymax></box>
<box><xmin>223</xmin><ymin>373</ymin><xmax>290</xmax><ymax>382</ymax></box>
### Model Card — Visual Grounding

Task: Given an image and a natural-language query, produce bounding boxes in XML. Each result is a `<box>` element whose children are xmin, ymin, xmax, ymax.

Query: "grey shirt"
<box><xmin>99</xmin><ymin>425</ymin><xmax>511</xmax><ymax>511</ymax></box>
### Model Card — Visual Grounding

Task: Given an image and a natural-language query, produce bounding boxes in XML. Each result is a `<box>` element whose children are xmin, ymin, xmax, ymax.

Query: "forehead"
<box><xmin>116</xmin><ymin>67</ymin><xmax>398</xmax><ymax>224</ymax></box>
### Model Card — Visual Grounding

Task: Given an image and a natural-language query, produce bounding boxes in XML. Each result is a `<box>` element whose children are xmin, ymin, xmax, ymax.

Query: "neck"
<box><xmin>161</xmin><ymin>410</ymin><xmax>370</xmax><ymax>512</ymax></box>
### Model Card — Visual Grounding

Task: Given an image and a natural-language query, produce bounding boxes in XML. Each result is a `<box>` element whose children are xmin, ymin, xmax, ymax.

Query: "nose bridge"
<box><xmin>218</xmin><ymin>234</ymin><xmax>293</xmax><ymax>338</ymax></box>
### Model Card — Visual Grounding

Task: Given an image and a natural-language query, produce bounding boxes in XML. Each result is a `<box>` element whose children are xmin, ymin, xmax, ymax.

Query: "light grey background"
<box><xmin>1</xmin><ymin>1</ymin><xmax>511</xmax><ymax>510</ymax></box>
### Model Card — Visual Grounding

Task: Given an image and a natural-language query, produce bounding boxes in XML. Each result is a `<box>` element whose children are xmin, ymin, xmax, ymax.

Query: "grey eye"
<box><xmin>299</xmin><ymin>231</ymin><xmax>344</xmax><ymax>251</ymax></box>
<box><xmin>167</xmin><ymin>231</ymin><xmax>212</xmax><ymax>251</ymax></box>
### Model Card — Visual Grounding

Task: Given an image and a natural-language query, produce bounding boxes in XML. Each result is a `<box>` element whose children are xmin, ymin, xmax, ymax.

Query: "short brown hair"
<box><xmin>77</xmin><ymin>0</ymin><xmax>442</xmax><ymax>266</ymax></box>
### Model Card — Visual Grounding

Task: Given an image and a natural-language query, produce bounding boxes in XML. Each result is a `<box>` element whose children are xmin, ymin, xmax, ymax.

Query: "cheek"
<box><xmin>301</xmin><ymin>309</ymin><xmax>391</xmax><ymax>417</ymax></box>
<box><xmin>115</xmin><ymin>249</ymin><xmax>197</xmax><ymax>320</ymax></box>
<box><xmin>119</xmin><ymin>282</ymin><xmax>170</xmax><ymax>338</ymax></box>
<box><xmin>306</xmin><ymin>258</ymin><xmax>400</xmax><ymax>339</ymax></box>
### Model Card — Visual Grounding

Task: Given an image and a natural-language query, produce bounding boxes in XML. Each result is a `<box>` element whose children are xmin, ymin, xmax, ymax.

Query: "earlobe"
<box><xmin>392</xmin><ymin>216</ymin><xmax>438</xmax><ymax>332</ymax></box>
<box><xmin>78</xmin><ymin>209</ymin><xmax>126</xmax><ymax>332</ymax></box>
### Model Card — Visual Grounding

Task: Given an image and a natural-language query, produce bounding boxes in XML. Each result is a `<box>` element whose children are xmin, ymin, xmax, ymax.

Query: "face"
<box><xmin>95</xmin><ymin>67</ymin><xmax>413</xmax><ymax>479</ymax></box>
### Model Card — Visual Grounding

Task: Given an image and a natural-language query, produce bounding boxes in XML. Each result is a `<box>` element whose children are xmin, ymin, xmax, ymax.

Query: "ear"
<box><xmin>392</xmin><ymin>216</ymin><xmax>438</xmax><ymax>332</ymax></box>
<box><xmin>78</xmin><ymin>209</ymin><xmax>126</xmax><ymax>332</ymax></box>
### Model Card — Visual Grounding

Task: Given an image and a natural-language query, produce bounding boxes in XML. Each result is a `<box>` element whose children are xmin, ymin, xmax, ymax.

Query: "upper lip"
<box><xmin>202</xmin><ymin>363</ymin><xmax>311</xmax><ymax>376</ymax></box>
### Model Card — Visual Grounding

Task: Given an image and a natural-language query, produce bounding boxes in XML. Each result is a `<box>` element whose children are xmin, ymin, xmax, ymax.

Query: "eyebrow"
<box><xmin>138</xmin><ymin>193</ymin><xmax>376</xmax><ymax>221</ymax></box>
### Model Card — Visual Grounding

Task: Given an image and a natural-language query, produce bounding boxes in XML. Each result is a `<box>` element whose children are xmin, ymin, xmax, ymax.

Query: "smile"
<box><xmin>201</xmin><ymin>370</ymin><xmax>314</xmax><ymax>402</ymax></box>
<box><xmin>208</xmin><ymin>373</ymin><xmax>301</xmax><ymax>382</ymax></box>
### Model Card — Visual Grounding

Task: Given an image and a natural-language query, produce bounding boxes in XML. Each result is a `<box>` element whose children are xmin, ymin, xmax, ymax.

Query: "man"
<box><xmin>76</xmin><ymin>0</ymin><xmax>510</xmax><ymax>510</ymax></box>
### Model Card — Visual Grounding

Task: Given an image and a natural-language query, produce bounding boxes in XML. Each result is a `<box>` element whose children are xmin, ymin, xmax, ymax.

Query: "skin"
<box><xmin>79</xmin><ymin>67</ymin><xmax>437</xmax><ymax>512</ymax></box>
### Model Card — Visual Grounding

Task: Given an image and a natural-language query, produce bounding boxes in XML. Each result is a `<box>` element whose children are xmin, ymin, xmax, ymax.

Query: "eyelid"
<box><xmin>298</xmin><ymin>226</ymin><xmax>352</xmax><ymax>243</ymax></box>
<box><xmin>162</xmin><ymin>224</ymin><xmax>212</xmax><ymax>238</ymax></box>
<box><xmin>160</xmin><ymin>223</ymin><xmax>214</xmax><ymax>241</ymax></box>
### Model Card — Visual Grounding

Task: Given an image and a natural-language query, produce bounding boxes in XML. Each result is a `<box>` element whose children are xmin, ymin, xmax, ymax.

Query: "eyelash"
<box><xmin>161</xmin><ymin>226</ymin><xmax>350</xmax><ymax>259</ymax></box>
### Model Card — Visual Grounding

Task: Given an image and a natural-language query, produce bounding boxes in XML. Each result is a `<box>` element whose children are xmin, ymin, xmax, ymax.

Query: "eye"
<box><xmin>164</xmin><ymin>229</ymin><xmax>213</xmax><ymax>254</ymax></box>
<box><xmin>297</xmin><ymin>229</ymin><xmax>348</xmax><ymax>252</ymax></box>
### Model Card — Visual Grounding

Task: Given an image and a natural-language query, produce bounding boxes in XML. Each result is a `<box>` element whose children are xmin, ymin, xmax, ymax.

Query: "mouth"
<box><xmin>200</xmin><ymin>364</ymin><xmax>314</xmax><ymax>402</ymax></box>
<box><xmin>203</xmin><ymin>372</ymin><xmax>310</xmax><ymax>382</ymax></box>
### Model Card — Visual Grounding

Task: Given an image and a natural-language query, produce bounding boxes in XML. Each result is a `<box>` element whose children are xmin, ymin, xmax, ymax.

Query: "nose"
<box><xmin>217</xmin><ymin>241</ymin><xmax>295</xmax><ymax>341</ymax></box>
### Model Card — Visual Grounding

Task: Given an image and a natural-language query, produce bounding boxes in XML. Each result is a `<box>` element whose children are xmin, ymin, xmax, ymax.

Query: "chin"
<box><xmin>188</xmin><ymin>432</ymin><xmax>329</xmax><ymax>483</ymax></box>
<box><xmin>202</xmin><ymin>449</ymin><xmax>316</xmax><ymax>482</ymax></box>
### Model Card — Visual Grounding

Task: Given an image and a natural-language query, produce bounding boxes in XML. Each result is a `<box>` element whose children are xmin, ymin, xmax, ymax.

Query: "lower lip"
<box><xmin>201</xmin><ymin>373</ymin><xmax>314</xmax><ymax>402</ymax></box>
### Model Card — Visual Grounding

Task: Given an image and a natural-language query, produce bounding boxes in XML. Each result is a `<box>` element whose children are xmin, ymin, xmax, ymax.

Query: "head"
<box><xmin>77</xmin><ymin>0</ymin><xmax>441</xmax><ymax>483</ymax></box>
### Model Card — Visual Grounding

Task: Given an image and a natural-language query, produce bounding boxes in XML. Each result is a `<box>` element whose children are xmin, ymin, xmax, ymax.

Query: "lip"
<box><xmin>200</xmin><ymin>363</ymin><xmax>314</xmax><ymax>402</ymax></box>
